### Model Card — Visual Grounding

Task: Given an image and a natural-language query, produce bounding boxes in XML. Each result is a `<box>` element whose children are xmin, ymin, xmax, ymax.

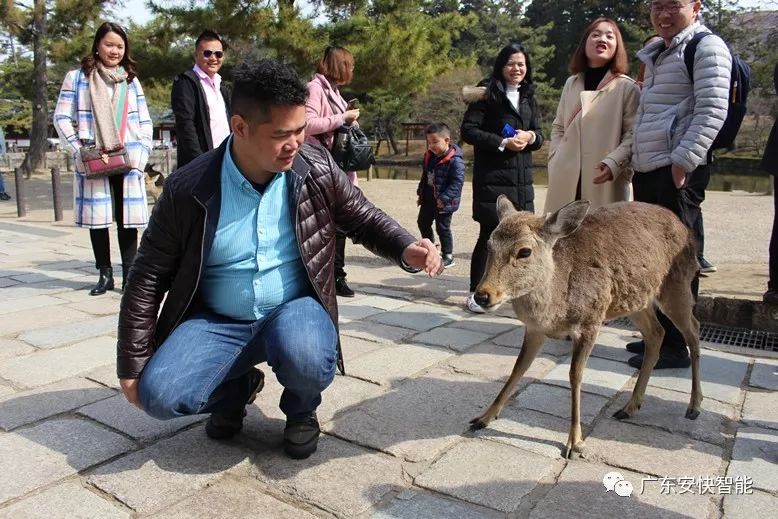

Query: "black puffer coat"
<box><xmin>117</xmin><ymin>140</ymin><xmax>416</xmax><ymax>379</ymax></box>
<box><xmin>461</xmin><ymin>80</ymin><xmax>544</xmax><ymax>226</ymax></box>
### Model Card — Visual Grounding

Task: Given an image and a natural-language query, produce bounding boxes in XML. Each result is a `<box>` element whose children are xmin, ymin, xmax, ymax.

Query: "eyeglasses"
<box><xmin>650</xmin><ymin>1</ymin><xmax>694</xmax><ymax>14</ymax></box>
<box><xmin>202</xmin><ymin>50</ymin><xmax>224</xmax><ymax>59</ymax></box>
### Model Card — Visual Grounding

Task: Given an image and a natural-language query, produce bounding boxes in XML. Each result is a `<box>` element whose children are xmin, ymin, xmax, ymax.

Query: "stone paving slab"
<box><xmin>528</xmin><ymin>460</ymin><xmax>714</xmax><ymax>519</ymax></box>
<box><xmin>0</xmin><ymin>305</ymin><xmax>91</xmax><ymax>337</ymax></box>
<box><xmin>741</xmin><ymin>390</ymin><xmax>778</xmax><ymax>431</ymax></box>
<box><xmin>0</xmin><ymin>336</ymin><xmax>116</xmax><ymax>388</ymax></box>
<box><xmin>87</xmin><ymin>426</ymin><xmax>253</xmax><ymax>514</ymax></box>
<box><xmin>491</xmin><ymin>328</ymin><xmax>572</xmax><ymax>356</ymax></box>
<box><xmin>67</xmin><ymin>297</ymin><xmax>122</xmax><ymax>316</ymax></box>
<box><xmin>0</xmin><ymin>385</ymin><xmax>14</xmax><ymax>398</ymax></box>
<box><xmin>723</xmin><ymin>490</ymin><xmax>778</xmax><ymax>519</ymax></box>
<box><xmin>445</xmin><ymin>314</ymin><xmax>517</xmax><ymax>336</ymax></box>
<box><xmin>414</xmin><ymin>438</ymin><xmax>561</xmax><ymax>513</ymax></box>
<box><xmin>353</xmin><ymin>294</ymin><xmax>414</xmax><ymax>311</ymax></box>
<box><xmin>0</xmin><ymin>337</ymin><xmax>34</xmax><ymax>359</ymax></box>
<box><xmin>372</xmin><ymin>489</ymin><xmax>503</xmax><ymax>519</ymax></box>
<box><xmin>340</xmin><ymin>320</ymin><xmax>417</xmax><ymax>344</ymax></box>
<box><xmin>412</xmin><ymin>326</ymin><xmax>492</xmax><ymax>352</ymax></box>
<box><xmin>542</xmin><ymin>355</ymin><xmax>635</xmax><ymax>397</ymax></box>
<box><xmin>328</xmin><ymin>369</ymin><xmax>504</xmax><ymax>462</ymax></box>
<box><xmin>0</xmin><ymin>280</ymin><xmax>86</xmax><ymax>302</ymax></box>
<box><xmin>0</xmin><ymin>479</ymin><xmax>130</xmax><ymax>518</ymax></box>
<box><xmin>749</xmin><ymin>358</ymin><xmax>778</xmax><ymax>390</ymax></box>
<box><xmin>584</xmin><ymin>419</ymin><xmax>723</xmax><ymax>479</ymax></box>
<box><xmin>590</xmin><ymin>330</ymin><xmax>638</xmax><ymax>363</ymax></box>
<box><xmin>365</xmin><ymin>303</ymin><xmax>458</xmax><ymax>331</ymax></box>
<box><xmin>345</xmin><ymin>343</ymin><xmax>453</xmax><ymax>386</ymax></box>
<box><xmin>0</xmin><ymin>377</ymin><xmax>115</xmax><ymax>431</ymax></box>
<box><xmin>726</xmin><ymin>426</ymin><xmax>778</xmax><ymax>494</ymax></box>
<box><xmin>18</xmin><ymin>314</ymin><xmax>118</xmax><ymax>349</ymax></box>
<box><xmin>446</xmin><ymin>343</ymin><xmax>557</xmax><ymax>384</ymax></box>
<box><xmin>78</xmin><ymin>394</ymin><xmax>205</xmax><ymax>442</ymax></box>
<box><xmin>337</xmin><ymin>303</ymin><xmax>385</xmax><ymax>322</ymax></box>
<box><xmin>340</xmin><ymin>335</ymin><xmax>387</xmax><ymax>363</ymax></box>
<box><xmin>0</xmin><ymin>278</ymin><xmax>16</xmax><ymax>288</ymax></box>
<box><xmin>647</xmin><ymin>349</ymin><xmax>748</xmax><ymax>405</ymax></box>
<box><xmin>607</xmin><ymin>386</ymin><xmax>737</xmax><ymax>446</ymax></box>
<box><xmin>515</xmin><ymin>383</ymin><xmax>610</xmax><ymax>426</ymax></box>
<box><xmin>0</xmin><ymin>418</ymin><xmax>135</xmax><ymax>504</ymax></box>
<box><xmin>0</xmin><ymin>294</ymin><xmax>63</xmax><ymax>316</ymax></box>
<box><xmin>471</xmin><ymin>407</ymin><xmax>572</xmax><ymax>460</ymax></box>
<box><xmin>249</xmin><ymin>435</ymin><xmax>406</xmax><ymax>518</ymax></box>
<box><xmin>149</xmin><ymin>473</ymin><xmax>319</xmax><ymax>518</ymax></box>
<box><xmin>83</xmin><ymin>364</ymin><xmax>121</xmax><ymax>390</ymax></box>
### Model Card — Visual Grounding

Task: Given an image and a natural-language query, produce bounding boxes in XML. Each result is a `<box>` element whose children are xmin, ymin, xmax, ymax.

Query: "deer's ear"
<box><xmin>540</xmin><ymin>200</ymin><xmax>590</xmax><ymax>241</ymax></box>
<box><xmin>496</xmin><ymin>195</ymin><xmax>517</xmax><ymax>221</ymax></box>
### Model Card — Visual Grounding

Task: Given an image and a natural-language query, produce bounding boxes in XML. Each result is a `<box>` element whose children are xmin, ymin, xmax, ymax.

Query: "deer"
<box><xmin>144</xmin><ymin>163</ymin><xmax>166</xmax><ymax>203</ymax></box>
<box><xmin>469</xmin><ymin>196</ymin><xmax>702</xmax><ymax>459</ymax></box>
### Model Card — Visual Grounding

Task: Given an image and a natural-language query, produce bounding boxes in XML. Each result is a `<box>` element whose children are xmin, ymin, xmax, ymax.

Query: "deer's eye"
<box><xmin>517</xmin><ymin>248</ymin><xmax>532</xmax><ymax>258</ymax></box>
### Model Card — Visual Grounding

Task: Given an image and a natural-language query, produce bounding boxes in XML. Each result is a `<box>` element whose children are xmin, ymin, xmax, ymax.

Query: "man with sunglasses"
<box><xmin>171</xmin><ymin>30</ymin><xmax>231</xmax><ymax>168</ymax></box>
<box><xmin>627</xmin><ymin>0</ymin><xmax>731</xmax><ymax>369</ymax></box>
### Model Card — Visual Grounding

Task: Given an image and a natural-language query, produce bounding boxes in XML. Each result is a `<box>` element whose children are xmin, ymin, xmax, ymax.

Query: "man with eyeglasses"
<box><xmin>171</xmin><ymin>30</ymin><xmax>231</xmax><ymax>168</ymax></box>
<box><xmin>627</xmin><ymin>0</ymin><xmax>731</xmax><ymax>369</ymax></box>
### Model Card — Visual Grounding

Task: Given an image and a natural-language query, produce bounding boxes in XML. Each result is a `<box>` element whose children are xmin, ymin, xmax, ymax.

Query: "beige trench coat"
<box><xmin>544</xmin><ymin>72</ymin><xmax>640</xmax><ymax>214</ymax></box>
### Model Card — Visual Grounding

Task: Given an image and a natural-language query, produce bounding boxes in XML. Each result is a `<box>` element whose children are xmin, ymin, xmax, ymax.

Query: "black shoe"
<box><xmin>284</xmin><ymin>413</ymin><xmax>320</xmax><ymax>459</ymax></box>
<box><xmin>442</xmin><ymin>254</ymin><xmax>455</xmax><ymax>268</ymax></box>
<box><xmin>764</xmin><ymin>289</ymin><xmax>778</xmax><ymax>304</ymax></box>
<box><xmin>0</xmin><ymin>192</ymin><xmax>10</xmax><ymax>201</ymax></box>
<box><xmin>699</xmin><ymin>257</ymin><xmax>717</xmax><ymax>274</ymax></box>
<box><xmin>205</xmin><ymin>368</ymin><xmax>265</xmax><ymax>440</ymax></box>
<box><xmin>89</xmin><ymin>267</ymin><xmax>114</xmax><ymax>296</ymax></box>
<box><xmin>335</xmin><ymin>277</ymin><xmax>355</xmax><ymax>297</ymax></box>
<box><xmin>626</xmin><ymin>340</ymin><xmax>645</xmax><ymax>354</ymax></box>
<box><xmin>628</xmin><ymin>352</ymin><xmax>691</xmax><ymax>370</ymax></box>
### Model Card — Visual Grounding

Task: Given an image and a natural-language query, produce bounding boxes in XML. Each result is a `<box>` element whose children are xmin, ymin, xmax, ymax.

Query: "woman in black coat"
<box><xmin>763</xmin><ymin>62</ymin><xmax>778</xmax><ymax>304</ymax></box>
<box><xmin>461</xmin><ymin>42</ymin><xmax>544</xmax><ymax>313</ymax></box>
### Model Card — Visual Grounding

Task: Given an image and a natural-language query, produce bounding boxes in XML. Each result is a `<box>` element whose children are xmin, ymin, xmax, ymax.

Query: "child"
<box><xmin>416</xmin><ymin>123</ymin><xmax>464</xmax><ymax>268</ymax></box>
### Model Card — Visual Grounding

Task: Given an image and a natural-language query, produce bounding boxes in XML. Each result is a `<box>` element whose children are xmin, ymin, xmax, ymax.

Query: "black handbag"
<box><xmin>330</xmin><ymin>125</ymin><xmax>375</xmax><ymax>172</ymax></box>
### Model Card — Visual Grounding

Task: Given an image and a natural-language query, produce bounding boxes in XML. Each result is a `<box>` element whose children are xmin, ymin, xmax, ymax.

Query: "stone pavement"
<box><xmin>1</xmin><ymin>177</ymin><xmax>777</xmax><ymax>517</ymax></box>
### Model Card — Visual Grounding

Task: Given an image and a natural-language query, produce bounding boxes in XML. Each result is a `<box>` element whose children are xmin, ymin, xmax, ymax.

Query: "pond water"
<box><xmin>364</xmin><ymin>164</ymin><xmax>772</xmax><ymax>193</ymax></box>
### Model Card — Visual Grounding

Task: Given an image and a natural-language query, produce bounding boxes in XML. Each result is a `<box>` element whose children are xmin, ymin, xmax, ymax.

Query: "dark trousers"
<box><xmin>693</xmin><ymin>211</ymin><xmax>705</xmax><ymax>259</ymax></box>
<box><xmin>89</xmin><ymin>174</ymin><xmax>138</xmax><ymax>270</ymax></box>
<box><xmin>469</xmin><ymin>219</ymin><xmax>498</xmax><ymax>292</ymax></box>
<box><xmin>417</xmin><ymin>202</ymin><xmax>453</xmax><ymax>256</ymax></box>
<box><xmin>633</xmin><ymin>163</ymin><xmax>710</xmax><ymax>355</ymax></box>
<box><xmin>334</xmin><ymin>230</ymin><xmax>347</xmax><ymax>280</ymax></box>
<box><xmin>770</xmin><ymin>176</ymin><xmax>778</xmax><ymax>290</ymax></box>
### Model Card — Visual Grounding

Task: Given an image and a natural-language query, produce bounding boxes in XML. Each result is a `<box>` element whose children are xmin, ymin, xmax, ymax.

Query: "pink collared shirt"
<box><xmin>193</xmin><ymin>64</ymin><xmax>230</xmax><ymax>148</ymax></box>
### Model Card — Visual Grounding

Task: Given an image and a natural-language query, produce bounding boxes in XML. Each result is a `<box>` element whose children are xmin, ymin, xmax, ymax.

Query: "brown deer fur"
<box><xmin>470</xmin><ymin>196</ymin><xmax>702</xmax><ymax>458</ymax></box>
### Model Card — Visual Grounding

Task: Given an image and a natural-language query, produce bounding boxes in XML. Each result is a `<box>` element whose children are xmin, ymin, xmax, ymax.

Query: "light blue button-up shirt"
<box><xmin>200</xmin><ymin>138</ymin><xmax>311</xmax><ymax>320</ymax></box>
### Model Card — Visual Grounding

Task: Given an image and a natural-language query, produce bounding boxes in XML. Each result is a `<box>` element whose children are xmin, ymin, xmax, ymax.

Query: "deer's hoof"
<box><xmin>613</xmin><ymin>409</ymin><xmax>630</xmax><ymax>420</ymax></box>
<box><xmin>685</xmin><ymin>408</ymin><xmax>700</xmax><ymax>420</ymax></box>
<box><xmin>563</xmin><ymin>441</ymin><xmax>587</xmax><ymax>460</ymax></box>
<box><xmin>468</xmin><ymin>417</ymin><xmax>488</xmax><ymax>431</ymax></box>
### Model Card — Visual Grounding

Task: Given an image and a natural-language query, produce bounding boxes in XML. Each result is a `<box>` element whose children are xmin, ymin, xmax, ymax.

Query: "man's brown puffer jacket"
<box><xmin>117</xmin><ymin>141</ymin><xmax>416</xmax><ymax>379</ymax></box>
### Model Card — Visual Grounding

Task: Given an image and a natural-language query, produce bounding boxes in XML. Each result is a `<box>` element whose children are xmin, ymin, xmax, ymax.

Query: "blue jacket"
<box><xmin>417</xmin><ymin>144</ymin><xmax>465</xmax><ymax>214</ymax></box>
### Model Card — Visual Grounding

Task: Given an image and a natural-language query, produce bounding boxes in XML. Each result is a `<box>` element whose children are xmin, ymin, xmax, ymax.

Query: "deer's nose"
<box><xmin>474</xmin><ymin>292</ymin><xmax>490</xmax><ymax>308</ymax></box>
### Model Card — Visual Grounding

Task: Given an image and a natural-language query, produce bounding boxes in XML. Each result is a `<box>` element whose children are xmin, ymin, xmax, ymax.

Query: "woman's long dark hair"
<box><xmin>487</xmin><ymin>42</ymin><xmax>535</xmax><ymax>101</ymax></box>
<box><xmin>80</xmin><ymin>22</ymin><xmax>137</xmax><ymax>82</ymax></box>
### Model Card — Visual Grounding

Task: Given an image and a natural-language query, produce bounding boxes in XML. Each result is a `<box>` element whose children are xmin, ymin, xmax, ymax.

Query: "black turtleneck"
<box><xmin>584</xmin><ymin>65</ymin><xmax>609</xmax><ymax>91</ymax></box>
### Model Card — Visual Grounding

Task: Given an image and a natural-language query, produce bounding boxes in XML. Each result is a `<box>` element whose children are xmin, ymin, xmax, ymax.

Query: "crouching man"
<box><xmin>117</xmin><ymin>59</ymin><xmax>442</xmax><ymax>459</ymax></box>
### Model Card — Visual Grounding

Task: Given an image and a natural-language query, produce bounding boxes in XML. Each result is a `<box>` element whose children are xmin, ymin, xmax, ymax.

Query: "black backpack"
<box><xmin>684</xmin><ymin>31</ymin><xmax>751</xmax><ymax>150</ymax></box>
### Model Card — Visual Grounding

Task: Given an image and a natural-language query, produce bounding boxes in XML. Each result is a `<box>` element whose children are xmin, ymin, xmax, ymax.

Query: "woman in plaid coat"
<box><xmin>54</xmin><ymin>22</ymin><xmax>152</xmax><ymax>295</ymax></box>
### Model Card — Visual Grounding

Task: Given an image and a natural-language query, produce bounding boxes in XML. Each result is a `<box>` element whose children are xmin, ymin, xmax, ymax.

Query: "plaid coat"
<box><xmin>54</xmin><ymin>68</ymin><xmax>153</xmax><ymax>229</ymax></box>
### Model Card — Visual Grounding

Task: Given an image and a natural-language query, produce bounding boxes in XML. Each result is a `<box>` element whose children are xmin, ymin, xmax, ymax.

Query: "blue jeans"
<box><xmin>138</xmin><ymin>296</ymin><xmax>338</xmax><ymax>422</ymax></box>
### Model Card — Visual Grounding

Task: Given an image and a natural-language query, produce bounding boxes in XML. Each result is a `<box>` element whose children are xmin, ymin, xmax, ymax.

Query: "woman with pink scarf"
<box><xmin>305</xmin><ymin>46</ymin><xmax>361</xmax><ymax>297</ymax></box>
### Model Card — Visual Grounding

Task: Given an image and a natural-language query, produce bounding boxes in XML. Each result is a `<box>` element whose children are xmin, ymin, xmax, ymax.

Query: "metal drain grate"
<box><xmin>605</xmin><ymin>319</ymin><xmax>778</xmax><ymax>352</ymax></box>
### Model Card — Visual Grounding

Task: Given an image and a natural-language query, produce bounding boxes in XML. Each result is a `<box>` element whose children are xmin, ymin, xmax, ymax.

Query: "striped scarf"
<box><xmin>88</xmin><ymin>63</ymin><xmax>128</xmax><ymax>149</ymax></box>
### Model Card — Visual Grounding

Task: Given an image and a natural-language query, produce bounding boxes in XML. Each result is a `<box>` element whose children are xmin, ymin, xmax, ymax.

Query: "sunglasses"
<box><xmin>202</xmin><ymin>50</ymin><xmax>224</xmax><ymax>59</ymax></box>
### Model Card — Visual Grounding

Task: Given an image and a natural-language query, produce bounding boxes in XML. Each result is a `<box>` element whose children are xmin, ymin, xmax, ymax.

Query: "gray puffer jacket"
<box><xmin>632</xmin><ymin>22</ymin><xmax>732</xmax><ymax>173</ymax></box>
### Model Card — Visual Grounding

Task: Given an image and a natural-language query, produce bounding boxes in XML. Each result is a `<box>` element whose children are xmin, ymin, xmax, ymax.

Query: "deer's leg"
<box><xmin>563</xmin><ymin>326</ymin><xmax>598</xmax><ymax>459</ymax></box>
<box><xmin>469</xmin><ymin>328</ymin><xmax>545</xmax><ymax>430</ymax></box>
<box><xmin>615</xmin><ymin>307</ymin><xmax>664</xmax><ymax>419</ymax></box>
<box><xmin>659</xmin><ymin>289</ymin><xmax>703</xmax><ymax>420</ymax></box>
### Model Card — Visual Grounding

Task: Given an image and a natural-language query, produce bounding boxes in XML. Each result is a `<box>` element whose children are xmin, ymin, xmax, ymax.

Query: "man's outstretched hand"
<box><xmin>402</xmin><ymin>238</ymin><xmax>444</xmax><ymax>276</ymax></box>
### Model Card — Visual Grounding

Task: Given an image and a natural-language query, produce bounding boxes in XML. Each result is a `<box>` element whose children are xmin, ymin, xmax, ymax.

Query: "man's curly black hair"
<box><xmin>231</xmin><ymin>59</ymin><xmax>308</xmax><ymax>125</ymax></box>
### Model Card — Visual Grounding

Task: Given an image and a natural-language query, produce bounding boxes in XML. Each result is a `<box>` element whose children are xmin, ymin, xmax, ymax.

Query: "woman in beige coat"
<box><xmin>544</xmin><ymin>18</ymin><xmax>640</xmax><ymax>214</ymax></box>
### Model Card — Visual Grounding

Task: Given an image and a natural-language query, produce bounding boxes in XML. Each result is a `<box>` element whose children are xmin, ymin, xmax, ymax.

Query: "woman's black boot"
<box><xmin>90</xmin><ymin>267</ymin><xmax>114</xmax><ymax>296</ymax></box>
